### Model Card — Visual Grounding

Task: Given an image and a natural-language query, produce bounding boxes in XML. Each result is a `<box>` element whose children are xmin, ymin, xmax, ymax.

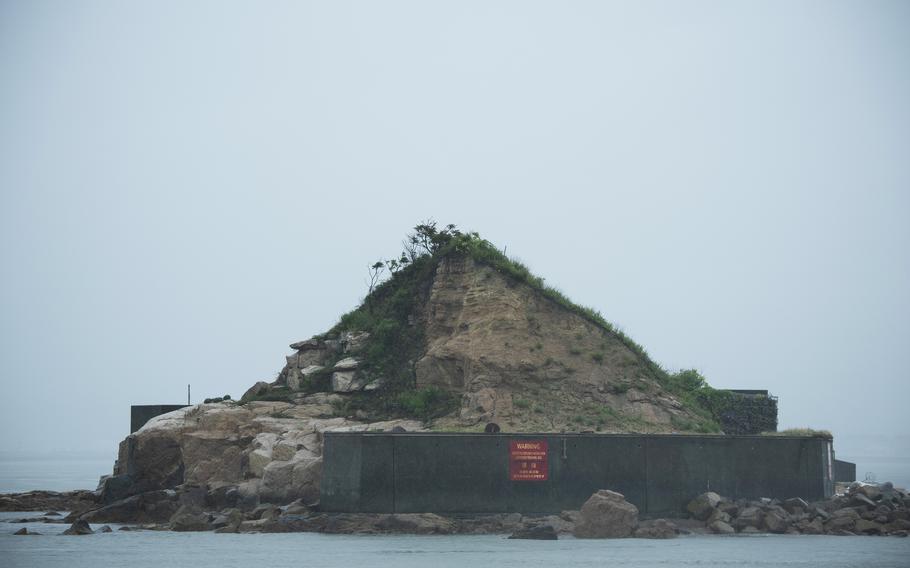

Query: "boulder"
<box><xmin>854</xmin><ymin>519</ymin><xmax>883</xmax><ymax>535</ymax></box>
<box><xmin>241</xmin><ymin>381</ymin><xmax>270</xmax><ymax>402</ymax></box>
<box><xmin>169</xmin><ymin>505</ymin><xmax>212</xmax><ymax>531</ymax></box>
<box><xmin>708</xmin><ymin>520</ymin><xmax>735</xmax><ymax>534</ymax></box>
<box><xmin>849</xmin><ymin>493</ymin><xmax>877</xmax><ymax>509</ymax></box>
<box><xmin>13</xmin><ymin>527</ymin><xmax>30</xmax><ymax>535</ymax></box>
<box><xmin>634</xmin><ymin>518</ymin><xmax>677</xmax><ymax>539</ymax></box>
<box><xmin>707</xmin><ymin>509</ymin><xmax>731</xmax><ymax>525</ymax></box>
<box><xmin>63</xmin><ymin>519</ymin><xmax>94</xmax><ymax>535</ymax></box>
<box><xmin>783</xmin><ymin>497</ymin><xmax>809</xmax><ymax>515</ymax></box>
<box><xmin>333</xmin><ymin>357</ymin><xmax>360</xmax><ymax>371</ymax></box>
<box><xmin>211</xmin><ymin>508</ymin><xmax>243</xmax><ymax>530</ymax></box>
<box><xmin>573</xmin><ymin>490</ymin><xmax>639</xmax><ymax>538</ymax></box>
<box><xmin>508</xmin><ymin>524</ymin><xmax>558</xmax><ymax>540</ymax></box>
<box><xmin>763</xmin><ymin>509</ymin><xmax>790</xmax><ymax>533</ymax></box>
<box><xmin>732</xmin><ymin>507</ymin><xmax>763</xmax><ymax>532</ymax></box>
<box><xmin>798</xmin><ymin>518</ymin><xmax>825</xmax><ymax>535</ymax></box>
<box><xmin>687</xmin><ymin>492</ymin><xmax>722</xmax><ymax>521</ymax></box>
<box><xmin>99</xmin><ymin>525</ymin><xmax>113</xmax><ymax>533</ymax></box>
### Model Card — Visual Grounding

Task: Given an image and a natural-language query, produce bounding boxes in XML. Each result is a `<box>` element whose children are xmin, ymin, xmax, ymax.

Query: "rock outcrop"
<box><xmin>685</xmin><ymin>483</ymin><xmax>910</xmax><ymax>537</ymax></box>
<box><xmin>93</xmin><ymin>396</ymin><xmax>424</xmax><ymax>517</ymax></box>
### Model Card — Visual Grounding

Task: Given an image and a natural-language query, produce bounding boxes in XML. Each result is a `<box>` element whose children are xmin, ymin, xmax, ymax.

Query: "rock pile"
<box><xmin>687</xmin><ymin>482</ymin><xmax>910</xmax><ymax>537</ymax></box>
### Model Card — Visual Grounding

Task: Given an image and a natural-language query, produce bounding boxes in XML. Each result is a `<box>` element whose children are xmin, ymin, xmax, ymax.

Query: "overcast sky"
<box><xmin>1</xmin><ymin>1</ymin><xmax>907</xmax><ymax>479</ymax></box>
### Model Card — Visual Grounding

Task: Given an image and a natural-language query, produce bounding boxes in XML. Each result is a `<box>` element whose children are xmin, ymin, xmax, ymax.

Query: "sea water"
<box><xmin>1</xmin><ymin>512</ymin><xmax>909</xmax><ymax>568</ymax></box>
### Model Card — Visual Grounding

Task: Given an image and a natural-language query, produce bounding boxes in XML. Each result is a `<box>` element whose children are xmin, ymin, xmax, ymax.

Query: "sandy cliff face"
<box><xmin>415</xmin><ymin>256</ymin><xmax>695</xmax><ymax>432</ymax></box>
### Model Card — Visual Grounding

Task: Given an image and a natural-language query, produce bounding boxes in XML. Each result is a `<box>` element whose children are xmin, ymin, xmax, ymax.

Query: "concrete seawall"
<box><xmin>321</xmin><ymin>432</ymin><xmax>834</xmax><ymax>516</ymax></box>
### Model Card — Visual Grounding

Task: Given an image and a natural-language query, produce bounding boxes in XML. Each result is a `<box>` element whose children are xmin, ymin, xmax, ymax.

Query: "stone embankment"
<box><xmin>7</xmin><ymin>482</ymin><xmax>908</xmax><ymax>538</ymax></box>
<box><xmin>686</xmin><ymin>482</ymin><xmax>910</xmax><ymax>537</ymax></box>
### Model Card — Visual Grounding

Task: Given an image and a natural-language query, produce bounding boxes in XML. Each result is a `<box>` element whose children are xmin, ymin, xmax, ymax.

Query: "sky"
<box><xmin>1</xmin><ymin>1</ymin><xmax>908</xmax><ymax>482</ymax></box>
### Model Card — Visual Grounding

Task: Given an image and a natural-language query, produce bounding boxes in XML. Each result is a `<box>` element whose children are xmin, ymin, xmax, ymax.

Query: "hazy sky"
<box><xmin>1</xmin><ymin>1</ymin><xmax>908</xmax><ymax>475</ymax></box>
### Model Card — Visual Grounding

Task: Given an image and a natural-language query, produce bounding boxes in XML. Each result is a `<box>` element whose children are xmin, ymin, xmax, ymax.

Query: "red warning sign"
<box><xmin>509</xmin><ymin>440</ymin><xmax>548</xmax><ymax>481</ymax></box>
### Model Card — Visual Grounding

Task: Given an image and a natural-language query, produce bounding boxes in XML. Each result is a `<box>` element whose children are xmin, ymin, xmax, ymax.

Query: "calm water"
<box><xmin>0</xmin><ymin>511</ymin><xmax>908</xmax><ymax>568</ymax></box>
<box><xmin>0</xmin><ymin>451</ymin><xmax>113</xmax><ymax>493</ymax></box>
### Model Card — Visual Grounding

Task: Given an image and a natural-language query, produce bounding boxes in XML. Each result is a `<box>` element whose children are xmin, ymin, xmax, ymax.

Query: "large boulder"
<box><xmin>732</xmin><ymin>506</ymin><xmax>764</xmax><ymax>532</ymax></box>
<box><xmin>709</xmin><ymin>520</ymin><xmax>735</xmax><ymax>534</ymax></box>
<box><xmin>169</xmin><ymin>505</ymin><xmax>212</xmax><ymax>532</ymax></box>
<box><xmin>762</xmin><ymin>509</ymin><xmax>791</xmax><ymax>533</ymax></box>
<box><xmin>573</xmin><ymin>490</ymin><xmax>639</xmax><ymax>538</ymax></box>
<box><xmin>686</xmin><ymin>492</ymin><xmax>722</xmax><ymax>521</ymax></box>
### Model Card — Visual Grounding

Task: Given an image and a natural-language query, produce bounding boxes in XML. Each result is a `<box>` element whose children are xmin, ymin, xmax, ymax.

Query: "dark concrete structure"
<box><xmin>834</xmin><ymin>459</ymin><xmax>857</xmax><ymax>483</ymax></box>
<box><xmin>321</xmin><ymin>432</ymin><xmax>834</xmax><ymax>516</ymax></box>
<box><xmin>130</xmin><ymin>405</ymin><xmax>188</xmax><ymax>433</ymax></box>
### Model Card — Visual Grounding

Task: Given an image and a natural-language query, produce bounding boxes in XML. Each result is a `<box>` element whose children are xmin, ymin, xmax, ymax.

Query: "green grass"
<box><xmin>762</xmin><ymin>428</ymin><xmax>833</xmax><ymax>439</ymax></box>
<box><xmin>514</xmin><ymin>398</ymin><xmax>531</xmax><ymax>409</ymax></box>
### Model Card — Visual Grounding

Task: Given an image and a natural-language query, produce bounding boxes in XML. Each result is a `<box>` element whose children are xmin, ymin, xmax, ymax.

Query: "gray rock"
<box><xmin>763</xmin><ymin>509</ymin><xmax>790</xmax><ymax>533</ymax></box>
<box><xmin>211</xmin><ymin>508</ymin><xmax>243</xmax><ymax>530</ymax></box>
<box><xmin>708</xmin><ymin>510</ymin><xmax>732</xmax><ymax>526</ymax></box>
<box><xmin>850</xmin><ymin>494</ymin><xmax>877</xmax><ymax>509</ymax></box>
<box><xmin>333</xmin><ymin>357</ymin><xmax>360</xmax><ymax>371</ymax></box>
<box><xmin>331</xmin><ymin>371</ymin><xmax>359</xmax><ymax>392</ymax></box>
<box><xmin>14</xmin><ymin>527</ymin><xmax>29</xmax><ymax>535</ymax></box>
<box><xmin>708</xmin><ymin>520</ymin><xmax>735</xmax><ymax>534</ymax></box>
<box><xmin>509</xmin><ymin>524</ymin><xmax>558</xmax><ymax>540</ymax></box>
<box><xmin>169</xmin><ymin>505</ymin><xmax>212</xmax><ymax>532</ymax></box>
<box><xmin>826</xmin><ymin>516</ymin><xmax>856</xmax><ymax>532</ymax></box>
<box><xmin>634</xmin><ymin>518</ymin><xmax>677</xmax><ymax>539</ymax></box>
<box><xmin>241</xmin><ymin>381</ymin><xmax>270</xmax><ymax>402</ymax></box>
<box><xmin>290</xmin><ymin>339</ymin><xmax>321</xmax><ymax>351</ymax></box>
<box><xmin>99</xmin><ymin>525</ymin><xmax>113</xmax><ymax>533</ymax></box>
<box><xmin>854</xmin><ymin>519</ymin><xmax>883</xmax><ymax>534</ymax></box>
<box><xmin>574</xmin><ymin>490</ymin><xmax>639</xmax><ymax>539</ymax></box>
<box><xmin>687</xmin><ymin>492</ymin><xmax>722</xmax><ymax>521</ymax></box>
<box><xmin>783</xmin><ymin>497</ymin><xmax>809</xmax><ymax>514</ymax></box>
<box><xmin>732</xmin><ymin>507</ymin><xmax>764</xmax><ymax>532</ymax></box>
<box><xmin>63</xmin><ymin>519</ymin><xmax>94</xmax><ymax>535</ymax></box>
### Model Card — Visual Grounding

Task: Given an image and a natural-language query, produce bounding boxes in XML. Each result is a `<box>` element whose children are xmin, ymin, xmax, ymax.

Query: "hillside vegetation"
<box><xmin>275</xmin><ymin>222</ymin><xmax>729</xmax><ymax>433</ymax></box>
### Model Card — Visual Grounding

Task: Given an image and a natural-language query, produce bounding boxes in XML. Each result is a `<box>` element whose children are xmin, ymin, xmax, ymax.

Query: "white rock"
<box><xmin>333</xmin><ymin>357</ymin><xmax>360</xmax><ymax>371</ymax></box>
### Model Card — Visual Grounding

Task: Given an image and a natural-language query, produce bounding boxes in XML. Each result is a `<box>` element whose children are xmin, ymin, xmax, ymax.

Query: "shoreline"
<box><xmin>2</xmin><ymin>482</ymin><xmax>909</xmax><ymax>538</ymax></box>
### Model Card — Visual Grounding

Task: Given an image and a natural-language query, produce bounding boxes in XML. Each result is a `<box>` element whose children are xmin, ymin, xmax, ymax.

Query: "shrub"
<box><xmin>392</xmin><ymin>387</ymin><xmax>457</xmax><ymax>422</ymax></box>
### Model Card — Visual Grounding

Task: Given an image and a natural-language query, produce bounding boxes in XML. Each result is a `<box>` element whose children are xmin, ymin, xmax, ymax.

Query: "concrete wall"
<box><xmin>130</xmin><ymin>405</ymin><xmax>187</xmax><ymax>433</ymax></box>
<box><xmin>834</xmin><ymin>459</ymin><xmax>856</xmax><ymax>482</ymax></box>
<box><xmin>322</xmin><ymin>432</ymin><xmax>833</xmax><ymax>516</ymax></box>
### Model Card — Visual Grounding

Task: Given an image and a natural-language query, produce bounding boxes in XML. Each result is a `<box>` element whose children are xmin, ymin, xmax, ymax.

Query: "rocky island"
<box><xmin>4</xmin><ymin>222</ymin><xmax>906</xmax><ymax>538</ymax></box>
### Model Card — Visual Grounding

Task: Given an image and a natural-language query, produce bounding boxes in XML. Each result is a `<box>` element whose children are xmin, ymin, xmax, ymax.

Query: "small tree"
<box><xmin>366</xmin><ymin>261</ymin><xmax>385</xmax><ymax>311</ymax></box>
